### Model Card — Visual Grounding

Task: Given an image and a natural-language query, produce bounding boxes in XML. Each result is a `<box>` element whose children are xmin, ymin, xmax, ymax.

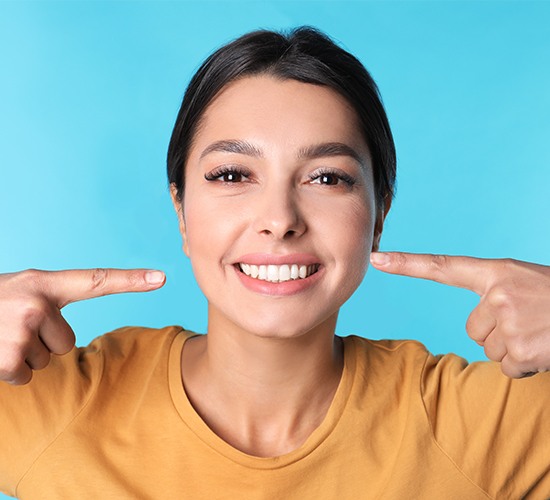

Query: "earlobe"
<box><xmin>170</xmin><ymin>184</ymin><xmax>190</xmax><ymax>257</ymax></box>
<box><xmin>372</xmin><ymin>196</ymin><xmax>392</xmax><ymax>252</ymax></box>
<box><xmin>372</xmin><ymin>223</ymin><xmax>383</xmax><ymax>252</ymax></box>
<box><xmin>181</xmin><ymin>227</ymin><xmax>190</xmax><ymax>257</ymax></box>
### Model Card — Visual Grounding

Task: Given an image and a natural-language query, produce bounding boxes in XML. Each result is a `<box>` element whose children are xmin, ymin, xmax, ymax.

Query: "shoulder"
<box><xmin>345</xmin><ymin>334</ymin><xmax>549</xmax><ymax>411</ymax></box>
<box><xmin>76</xmin><ymin>325</ymin><xmax>189</xmax><ymax>382</ymax></box>
<box><xmin>0</xmin><ymin>325</ymin><xmax>190</xmax><ymax>493</ymax></box>
<box><xmin>406</xmin><ymin>340</ymin><xmax>550</xmax><ymax>498</ymax></box>
<box><xmin>351</xmin><ymin>335</ymin><xmax>550</xmax><ymax>403</ymax></box>
<box><xmin>342</xmin><ymin>336</ymin><xmax>432</xmax><ymax>403</ymax></box>
<box><xmin>0</xmin><ymin>325</ymin><xmax>189</xmax><ymax>409</ymax></box>
<box><xmin>88</xmin><ymin>325</ymin><xmax>186</xmax><ymax>357</ymax></box>
<box><xmin>347</xmin><ymin>336</ymin><xmax>550</xmax><ymax>497</ymax></box>
<box><xmin>344</xmin><ymin>335</ymin><xmax>431</xmax><ymax>373</ymax></box>
<box><xmin>349</xmin><ymin>336</ymin><xmax>429</xmax><ymax>356</ymax></box>
<box><xmin>419</xmin><ymin>347</ymin><xmax>550</xmax><ymax>443</ymax></box>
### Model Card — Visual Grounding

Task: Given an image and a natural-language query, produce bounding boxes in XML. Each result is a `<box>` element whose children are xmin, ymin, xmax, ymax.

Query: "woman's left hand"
<box><xmin>370</xmin><ymin>252</ymin><xmax>550</xmax><ymax>378</ymax></box>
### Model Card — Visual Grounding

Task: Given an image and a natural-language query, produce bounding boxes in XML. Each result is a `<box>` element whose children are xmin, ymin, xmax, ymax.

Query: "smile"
<box><xmin>238</xmin><ymin>263</ymin><xmax>320</xmax><ymax>283</ymax></box>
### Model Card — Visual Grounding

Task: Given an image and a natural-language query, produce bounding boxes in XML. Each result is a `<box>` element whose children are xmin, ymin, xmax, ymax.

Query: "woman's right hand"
<box><xmin>0</xmin><ymin>268</ymin><xmax>165</xmax><ymax>385</ymax></box>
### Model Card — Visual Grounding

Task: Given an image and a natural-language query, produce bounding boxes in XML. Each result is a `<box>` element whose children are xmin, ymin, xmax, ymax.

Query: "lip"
<box><xmin>232</xmin><ymin>253</ymin><xmax>323</xmax><ymax>297</ymax></box>
<box><xmin>234</xmin><ymin>253</ymin><xmax>320</xmax><ymax>266</ymax></box>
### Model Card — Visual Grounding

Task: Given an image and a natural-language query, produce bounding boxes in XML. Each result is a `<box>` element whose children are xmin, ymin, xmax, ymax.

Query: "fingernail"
<box><xmin>145</xmin><ymin>270</ymin><xmax>165</xmax><ymax>285</ymax></box>
<box><xmin>370</xmin><ymin>252</ymin><xmax>390</xmax><ymax>266</ymax></box>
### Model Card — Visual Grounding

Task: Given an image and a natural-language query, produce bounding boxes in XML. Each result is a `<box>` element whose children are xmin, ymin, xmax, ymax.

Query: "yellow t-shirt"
<box><xmin>0</xmin><ymin>326</ymin><xmax>548</xmax><ymax>499</ymax></box>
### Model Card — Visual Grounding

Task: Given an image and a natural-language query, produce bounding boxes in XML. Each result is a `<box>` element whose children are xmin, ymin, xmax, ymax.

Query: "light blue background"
<box><xmin>0</xmin><ymin>2</ymin><xmax>549</xmax><ymax>494</ymax></box>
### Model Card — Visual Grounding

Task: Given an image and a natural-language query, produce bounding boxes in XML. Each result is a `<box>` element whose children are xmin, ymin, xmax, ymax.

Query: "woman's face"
<box><xmin>173</xmin><ymin>76</ymin><xmax>381</xmax><ymax>339</ymax></box>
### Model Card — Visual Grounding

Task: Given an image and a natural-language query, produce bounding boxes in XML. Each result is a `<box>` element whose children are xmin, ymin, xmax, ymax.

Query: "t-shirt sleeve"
<box><xmin>0</xmin><ymin>336</ymin><xmax>105</xmax><ymax>496</ymax></box>
<box><xmin>421</xmin><ymin>353</ymin><xmax>550</xmax><ymax>498</ymax></box>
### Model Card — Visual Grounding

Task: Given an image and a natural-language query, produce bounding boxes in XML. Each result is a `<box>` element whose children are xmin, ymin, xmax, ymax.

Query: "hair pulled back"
<box><xmin>167</xmin><ymin>27</ymin><xmax>396</xmax><ymax>211</ymax></box>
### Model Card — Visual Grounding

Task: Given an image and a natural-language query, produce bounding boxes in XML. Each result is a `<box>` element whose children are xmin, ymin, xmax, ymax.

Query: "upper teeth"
<box><xmin>239</xmin><ymin>264</ymin><xmax>319</xmax><ymax>283</ymax></box>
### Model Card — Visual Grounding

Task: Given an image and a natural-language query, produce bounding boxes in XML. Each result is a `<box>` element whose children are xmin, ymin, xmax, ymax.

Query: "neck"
<box><xmin>181</xmin><ymin>307</ymin><xmax>344</xmax><ymax>457</ymax></box>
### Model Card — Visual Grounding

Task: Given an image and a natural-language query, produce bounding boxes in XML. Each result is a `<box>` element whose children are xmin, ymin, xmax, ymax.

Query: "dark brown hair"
<box><xmin>167</xmin><ymin>27</ymin><xmax>396</xmax><ymax>211</ymax></box>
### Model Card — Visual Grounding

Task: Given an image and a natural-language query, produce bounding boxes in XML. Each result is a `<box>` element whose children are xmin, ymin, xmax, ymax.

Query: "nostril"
<box><xmin>254</xmin><ymin>205</ymin><xmax>306</xmax><ymax>239</ymax></box>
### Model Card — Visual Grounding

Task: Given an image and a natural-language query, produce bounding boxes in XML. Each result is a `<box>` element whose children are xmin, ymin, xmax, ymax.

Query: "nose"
<box><xmin>252</xmin><ymin>184</ymin><xmax>306</xmax><ymax>240</ymax></box>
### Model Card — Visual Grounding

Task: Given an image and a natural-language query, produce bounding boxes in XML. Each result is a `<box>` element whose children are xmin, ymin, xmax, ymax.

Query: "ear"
<box><xmin>372</xmin><ymin>196</ymin><xmax>392</xmax><ymax>252</ymax></box>
<box><xmin>170</xmin><ymin>184</ymin><xmax>190</xmax><ymax>257</ymax></box>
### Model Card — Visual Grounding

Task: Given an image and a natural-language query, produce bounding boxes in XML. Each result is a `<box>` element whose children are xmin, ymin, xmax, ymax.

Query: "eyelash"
<box><xmin>204</xmin><ymin>165</ymin><xmax>251</xmax><ymax>183</ymax></box>
<box><xmin>204</xmin><ymin>166</ymin><xmax>356</xmax><ymax>187</ymax></box>
<box><xmin>308</xmin><ymin>168</ymin><xmax>356</xmax><ymax>187</ymax></box>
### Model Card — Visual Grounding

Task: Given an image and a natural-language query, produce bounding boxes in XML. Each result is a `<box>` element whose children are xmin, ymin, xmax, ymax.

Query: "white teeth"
<box><xmin>258</xmin><ymin>265</ymin><xmax>267</xmax><ymax>280</ymax></box>
<box><xmin>267</xmin><ymin>265</ymin><xmax>278</xmax><ymax>281</ymax></box>
<box><xmin>250</xmin><ymin>265</ymin><xmax>259</xmax><ymax>278</ymax></box>
<box><xmin>239</xmin><ymin>263</ymin><xmax>319</xmax><ymax>283</ymax></box>
<box><xmin>279</xmin><ymin>265</ymin><xmax>290</xmax><ymax>281</ymax></box>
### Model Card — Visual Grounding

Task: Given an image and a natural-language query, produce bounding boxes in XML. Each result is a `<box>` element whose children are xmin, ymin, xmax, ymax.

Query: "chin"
<box><xmin>221</xmin><ymin>306</ymin><xmax>339</xmax><ymax>341</ymax></box>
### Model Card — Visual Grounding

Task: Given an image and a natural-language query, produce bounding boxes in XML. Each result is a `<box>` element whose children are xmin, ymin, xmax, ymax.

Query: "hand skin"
<box><xmin>370</xmin><ymin>252</ymin><xmax>550</xmax><ymax>378</ymax></box>
<box><xmin>4</xmin><ymin>255</ymin><xmax>547</xmax><ymax>384</ymax></box>
<box><xmin>0</xmin><ymin>268</ymin><xmax>165</xmax><ymax>385</ymax></box>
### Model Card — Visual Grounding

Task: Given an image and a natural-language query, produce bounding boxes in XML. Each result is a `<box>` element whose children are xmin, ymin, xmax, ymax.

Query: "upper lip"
<box><xmin>234</xmin><ymin>253</ymin><xmax>321</xmax><ymax>266</ymax></box>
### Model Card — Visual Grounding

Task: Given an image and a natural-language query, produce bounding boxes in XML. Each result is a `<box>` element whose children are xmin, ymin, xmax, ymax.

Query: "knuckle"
<box><xmin>506</xmin><ymin>340</ymin><xmax>536</xmax><ymax>365</ymax></box>
<box><xmin>430</xmin><ymin>254</ymin><xmax>449</xmax><ymax>272</ymax></box>
<box><xmin>500</xmin><ymin>357</ymin><xmax>523</xmax><ymax>379</ymax></box>
<box><xmin>498</xmin><ymin>315</ymin><xmax>522</xmax><ymax>338</ymax></box>
<box><xmin>51</xmin><ymin>325</ymin><xmax>76</xmax><ymax>355</ymax></box>
<box><xmin>483</xmin><ymin>339</ymin><xmax>505</xmax><ymax>362</ymax></box>
<box><xmin>493</xmin><ymin>258</ymin><xmax>524</xmax><ymax>281</ymax></box>
<box><xmin>56</xmin><ymin>338</ymin><xmax>75</xmax><ymax>355</ymax></box>
<box><xmin>19</xmin><ymin>268</ymin><xmax>42</xmax><ymax>282</ymax></box>
<box><xmin>2</xmin><ymin>331</ymin><xmax>35</xmax><ymax>358</ymax></box>
<box><xmin>17</xmin><ymin>269</ymin><xmax>46</xmax><ymax>291</ymax></box>
<box><xmin>90</xmin><ymin>268</ymin><xmax>109</xmax><ymax>290</ymax></box>
<box><xmin>486</xmin><ymin>285</ymin><xmax>514</xmax><ymax>309</ymax></box>
<box><xmin>394</xmin><ymin>253</ymin><xmax>408</xmax><ymax>268</ymax></box>
<box><xmin>14</xmin><ymin>333</ymin><xmax>35</xmax><ymax>354</ymax></box>
<box><xmin>464</xmin><ymin>314</ymin><xmax>476</xmax><ymax>337</ymax></box>
<box><xmin>19</xmin><ymin>298</ymin><xmax>48</xmax><ymax>326</ymax></box>
<box><xmin>29</xmin><ymin>353</ymin><xmax>51</xmax><ymax>371</ymax></box>
<box><xmin>10</xmin><ymin>370</ymin><xmax>33</xmax><ymax>386</ymax></box>
<box><xmin>501</xmin><ymin>257</ymin><xmax>519</xmax><ymax>270</ymax></box>
<box><xmin>501</xmin><ymin>365</ymin><xmax>520</xmax><ymax>379</ymax></box>
<box><xmin>0</xmin><ymin>355</ymin><xmax>25</xmax><ymax>381</ymax></box>
<box><xmin>483</xmin><ymin>345</ymin><xmax>496</xmax><ymax>362</ymax></box>
<box><xmin>1</xmin><ymin>290</ymin><xmax>50</xmax><ymax>329</ymax></box>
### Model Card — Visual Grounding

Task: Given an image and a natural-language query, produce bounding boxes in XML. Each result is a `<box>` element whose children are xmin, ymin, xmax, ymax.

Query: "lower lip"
<box><xmin>234</xmin><ymin>265</ymin><xmax>323</xmax><ymax>296</ymax></box>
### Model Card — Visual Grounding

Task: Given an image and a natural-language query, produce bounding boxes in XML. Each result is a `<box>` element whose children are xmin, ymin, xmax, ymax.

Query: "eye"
<box><xmin>218</xmin><ymin>171</ymin><xmax>243</xmax><ymax>183</ymax></box>
<box><xmin>204</xmin><ymin>166</ymin><xmax>251</xmax><ymax>183</ymax></box>
<box><xmin>316</xmin><ymin>173</ymin><xmax>339</xmax><ymax>186</ymax></box>
<box><xmin>309</xmin><ymin>168</ymin><xmax>356</xmax><ymax>187</ymax></box>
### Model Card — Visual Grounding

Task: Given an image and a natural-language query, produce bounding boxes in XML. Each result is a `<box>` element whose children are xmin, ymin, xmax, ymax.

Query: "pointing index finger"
<box><xmin>370</xmin><ymin>252</ymin><xmax>492</xmax><ymax>295</ymax></box>
<box><xmin>40</xmin><ymin>268</ymin><xmax>166</xmax><ymax>308</ymax></box>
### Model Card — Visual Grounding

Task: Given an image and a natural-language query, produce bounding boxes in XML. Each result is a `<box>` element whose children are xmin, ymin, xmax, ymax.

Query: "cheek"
<box><xmin>314</xmin><ymin>193</ymin><xmax>375</xmax><ymax>248</ymax></box>
<box><xmin>181</xmin><ymin>201</ymin><xmax>223</xmax><ymax>296</ymax></box>
<box><xmin>182</xmin><ymin>192</ymin><xmax>246</xmax><ymax>266</ymax></box>
<box><xmin>342</xmin><ymin>207</ymin><xmax>374</xmax><ymax>269</ymax></box>
<box><xmin>318</xmin><ymin>196</ymin><xmax>375</xmax><ymax>290</ymax></box>
<box><xmin>182</xmin><ymin>197</ymin><xmax>217</xmax><ymax>257</ymax></box>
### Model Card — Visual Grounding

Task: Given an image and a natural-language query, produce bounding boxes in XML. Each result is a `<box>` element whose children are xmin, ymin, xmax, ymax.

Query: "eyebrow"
<box><xmin>297</xmin><ymin>142</ymin><xmax>366</xmax><ymax>167</ymax></box>
<box><xmin>199</xmin><ymin>140</ymin><xmax>264</xmax><ymax>160</ymax></box>
<box><xmin>199</xmin><ymin>139</ymin><xmax>365</xmax><ymax>167</ymax></box>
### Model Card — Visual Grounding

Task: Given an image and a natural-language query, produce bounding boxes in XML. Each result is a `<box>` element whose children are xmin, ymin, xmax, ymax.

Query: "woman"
<box><xmin>1</xmin><ymin>27</ymin><xmax>549</xmax><ymax>499</ymax></box>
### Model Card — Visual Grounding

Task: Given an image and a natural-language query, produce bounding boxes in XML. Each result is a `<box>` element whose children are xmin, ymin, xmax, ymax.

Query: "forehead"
<box><xmin>190</xmin><ymin>75</ymin><xmax>369</xmax><ymax>159</ymax></box>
